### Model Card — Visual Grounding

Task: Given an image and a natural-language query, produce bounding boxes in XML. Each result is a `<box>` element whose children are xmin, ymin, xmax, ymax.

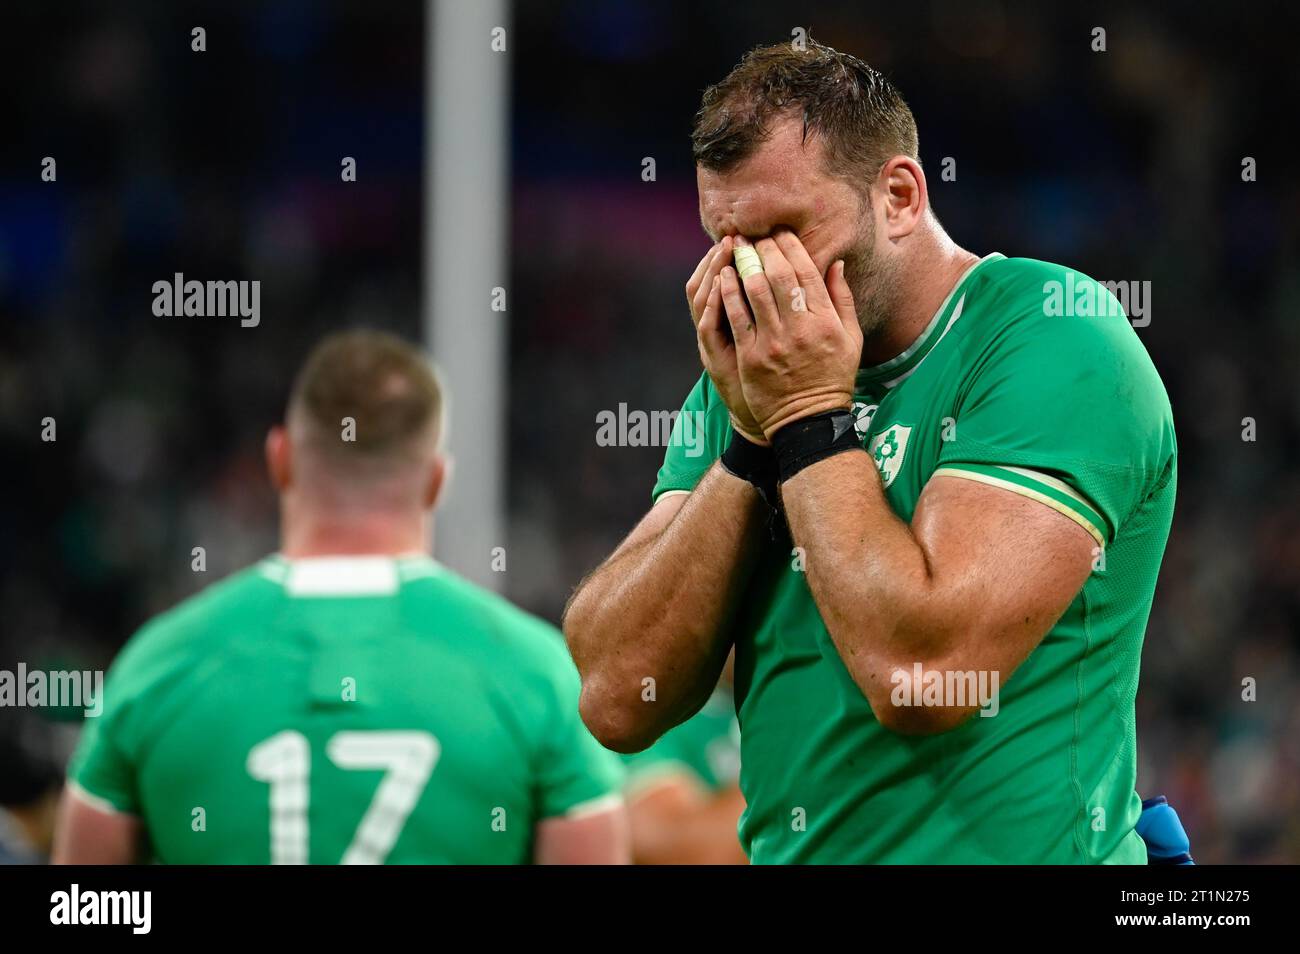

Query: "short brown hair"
<box><xmin>287</xmin><ymin>329</ymin><xmax>442</xmax><ymax>470</ymax></box>
<box><xmin>692</xmin><ymin>39</ymin><xmax>918</xmax><ymax>187</ymax></box>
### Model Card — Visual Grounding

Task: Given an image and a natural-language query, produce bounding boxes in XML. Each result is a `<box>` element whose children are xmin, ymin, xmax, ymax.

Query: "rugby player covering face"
<box><xmin>564</xmin><ymin>41</ymin><xmax>1176</xmax><ymax>863</ymax></box>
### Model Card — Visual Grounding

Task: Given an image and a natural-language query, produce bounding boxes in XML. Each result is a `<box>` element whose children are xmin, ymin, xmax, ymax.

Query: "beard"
<box><xmin>832</xmin><ymin>206</ymin><xmax>902</xmax><ymax>360</ymax></box>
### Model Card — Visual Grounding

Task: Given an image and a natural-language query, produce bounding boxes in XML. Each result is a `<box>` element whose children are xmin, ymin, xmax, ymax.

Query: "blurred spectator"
<box><xmin>0</xmin><ymin>713</ymin><xmax>65</xmax><ymax>864</ymax></box>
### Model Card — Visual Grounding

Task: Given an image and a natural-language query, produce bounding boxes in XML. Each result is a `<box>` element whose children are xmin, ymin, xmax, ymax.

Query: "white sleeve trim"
<box><xmin>623</xmin><ymin>761</ymin><xmax>701</xmax><ymax>800</ymax></box>
<box><xmin>66</xmin><ymin>779</ymin><xmax>137</xmax><ymax>817</ymax></box>
<box><xmin>555</xmin><ymin>792</ymin><xmax>625</xmax><ymax>820</ymax></box>
<box><xmin>652</xmin><ymin>488</ymin><xmax>691</xmax><ymax>503</ymax></box>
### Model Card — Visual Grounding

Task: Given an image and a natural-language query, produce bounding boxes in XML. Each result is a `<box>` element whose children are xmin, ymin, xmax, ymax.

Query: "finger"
<box><xmin>772</xmin><ymin>229</ymin><xmax>832</xmax><ymax>311</ymax></box>
<box><xmin>826</xmin><ymin>259</ymin><xmax>859</xmax><ymax>335</ymax></box>
<box><xmin>771</xmin><ymin>229</ymin><xmax>822</xmax><ymax>285</ymax></box>
<box><xmin>685</xmin><ymin>240</ymin><xmax>720</xmax><ymax>310</ymax></box>
<box><xmin>718</xmin><ymin>265</ymin><xmax>757</xmax><ymax>349</ymax></box>
<box><xmin>754</xmin><ymin>237</ymin><xmax>800</xmax><ymax>317</ymax></box>
<box><xmin>697</xmin><ymin>274</ymin><xmax>731</xmax><ymax>359</ymax></box>
<box><xmin>733</xmin><ymin>237</ymin><xmax>781</xmax><ymax>333</ymax></box>
<box><xmin>691</xmin><ymin>236</ymin><xmax>733</xmax><ymax>326</ymax></box>
<box><xmin>699</xmin><ymin>236</ymin><xmax>733</xmax><ymax>314</ymax></box>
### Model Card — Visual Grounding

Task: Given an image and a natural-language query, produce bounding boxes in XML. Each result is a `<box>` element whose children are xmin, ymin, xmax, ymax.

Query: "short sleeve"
<box><xmin>935</xmin><ymin>307</ymin><xmax>1175</xmax><ymax>549</ymax></box>
<box><xmin>534</xmin><ymin>649</ymin><xmax>626</xmax><ymax>819</ymax></box>
<box><xmin>651</xmin><ymin>372</ymin><xmax>731</xmax><ymax>504</ymax></box>
<box><xmin>65</xmin><ymin>613</ymin><xmax>186</xmax><ymax>815</ymax></box>
<box><xmin>67</xmin><ymin>667</ymin><xmax>141</xmax><ymax>814</ymax></box>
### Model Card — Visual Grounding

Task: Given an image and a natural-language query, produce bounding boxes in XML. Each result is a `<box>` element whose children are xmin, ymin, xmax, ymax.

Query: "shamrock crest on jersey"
<box><xmin>869</xmin><ymin>423</ymin><xmax>911</xmax><ymax>488</ymax></box>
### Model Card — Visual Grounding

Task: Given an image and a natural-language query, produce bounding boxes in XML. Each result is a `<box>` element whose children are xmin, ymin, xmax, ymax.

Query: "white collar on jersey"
<box><xmin>261</xmin><ymin>553</ymin><xmax>440</xmax><ymax>597</ymax></box>
<box><xmin>858</xmin><ymin>251</ymin><xmax>1005</xmax><ymax>390</ymax></box>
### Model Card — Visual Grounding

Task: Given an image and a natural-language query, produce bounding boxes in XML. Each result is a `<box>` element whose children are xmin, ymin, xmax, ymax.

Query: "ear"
<box><xmin>266</xmin><ymin>426</ymin><xmax>292</xmax><ymax>491</ymax></box>
<box><xmin>423</xmin><ymin>455</ymin><xmax>449</xmax><ymax>510</ymax></box>
<box><xmin>877</xmin><ymin>156</ymin><xmax>927</xmax><ymax>239</ymax></box>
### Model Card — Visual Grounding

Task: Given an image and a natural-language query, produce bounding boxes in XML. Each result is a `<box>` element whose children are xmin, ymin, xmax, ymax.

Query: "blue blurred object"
<box><xmin>1137</xmin><ymin>795</ymin><xmax>1195</xmax><ymax>865</ymax></box>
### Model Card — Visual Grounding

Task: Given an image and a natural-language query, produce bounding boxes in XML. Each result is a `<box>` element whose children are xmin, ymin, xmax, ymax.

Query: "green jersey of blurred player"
<box><xmin>54</xmin><ymin>330</ymin><xmax>627</xmax><ymax>865</ymax></box>
<box><xmin>620</xmin><ymin>661</ymin><xmax>745</xmax><ymax>864</ymax></box>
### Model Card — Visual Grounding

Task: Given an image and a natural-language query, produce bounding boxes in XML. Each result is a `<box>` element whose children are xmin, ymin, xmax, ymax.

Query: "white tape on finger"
<box><xmin>734</xmin><ymin>245</ymin><xmax>764</xmax><ymax>280</ymax></box>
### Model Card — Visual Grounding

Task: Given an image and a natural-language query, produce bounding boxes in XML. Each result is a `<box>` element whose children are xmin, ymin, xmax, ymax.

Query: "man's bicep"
<box><xmin>936</xmin><ymin>307</ymin><xmax>1175</xmax><ymax>550</ymax></box>
<box><xmin>607</xmin><ymin>490</ymin><xmax>687</xmax><ymax>563</ymax></box>
<box><xmin>914</xmin><ymin>472</ymin><xmax>1095</xmax><ymax>675</ymax></box>
<box><xmin>534</xmin><ymin>802</ymin><xmax>630</xmax><ymax>864</ymax></box>
<box><xmin>52</xmin><ymin>785</ymin><xmax>144</xmax><ymax>864</ymax></box>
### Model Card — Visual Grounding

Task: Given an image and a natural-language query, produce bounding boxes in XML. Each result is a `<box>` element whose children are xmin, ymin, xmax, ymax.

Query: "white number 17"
<box><xmin>247</xmin><ymin>729</ymin><xmax>440</xmax><ymax>864</ymax></box>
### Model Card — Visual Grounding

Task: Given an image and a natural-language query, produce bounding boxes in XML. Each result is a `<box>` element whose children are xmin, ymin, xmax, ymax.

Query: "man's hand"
<box><xmin>718</xmin><ymin>231</ymin><xmax>862</xmax><ymax>440</ymax></box>
<box><xmin>687</xmin><ymin>236</ymin><xmax>768</xmax><ymax>445</ymax></box>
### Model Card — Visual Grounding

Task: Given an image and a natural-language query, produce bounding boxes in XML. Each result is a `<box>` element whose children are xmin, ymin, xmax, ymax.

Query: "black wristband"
<box><xmin>719</xmin><ymin>428</ymin><xmax>779</xmax><ymax>511</ymax></box>
<box><xmin>771</xmin><ymin>408</ymin><xmax>865</xmax><ymax>483</ymax></box>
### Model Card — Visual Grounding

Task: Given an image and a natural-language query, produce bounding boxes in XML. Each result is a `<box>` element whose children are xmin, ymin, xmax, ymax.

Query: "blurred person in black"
<box><xmin>0</xmin><ymin>713</ymin><xmax>63</xmax><ymax>864</ymax></box>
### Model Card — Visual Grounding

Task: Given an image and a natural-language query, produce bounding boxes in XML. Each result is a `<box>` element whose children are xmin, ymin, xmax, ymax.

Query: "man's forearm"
<box><xmin>780</xmin><ymin>451</ymin><xmax>943</xmax><ymax>702</ymax></box>
<box><xmin>563</xmin><ymin>463</ymin><xmax>765</xmax><ymax>751</ymax></box>
<box><xmin>784</xmin><ymin>447</ymin><xmax>1095</xmax><ymax>735</ymax></box>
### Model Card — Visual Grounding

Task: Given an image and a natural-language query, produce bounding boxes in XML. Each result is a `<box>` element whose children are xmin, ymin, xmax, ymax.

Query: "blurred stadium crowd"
<box><xmin>2</xmin><ymin>1</ymin><xmax>1297</xmax><ymax>863</ymax></box>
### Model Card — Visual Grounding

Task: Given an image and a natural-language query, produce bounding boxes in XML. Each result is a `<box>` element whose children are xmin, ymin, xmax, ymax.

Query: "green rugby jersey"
<box><xmin>654</xmin><ymin>254</ymin><xmax>1176</xmax><ymax>864</ymax></box>
<box><xmin>621</xmin><ymin>688</ymin><xmax>740</xmax><ymax>795</ymax></box>
<box><xmin>68</xmin><ymin>554</ymin><xmax>623</xmax><ymax>864</ymax></box>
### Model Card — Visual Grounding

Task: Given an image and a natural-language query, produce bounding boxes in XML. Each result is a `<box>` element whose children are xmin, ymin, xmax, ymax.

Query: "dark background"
<box><xmin>2</xmin><ymin>0</ymin><xmax>1297</xmax><ymax>863</ymax></box>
